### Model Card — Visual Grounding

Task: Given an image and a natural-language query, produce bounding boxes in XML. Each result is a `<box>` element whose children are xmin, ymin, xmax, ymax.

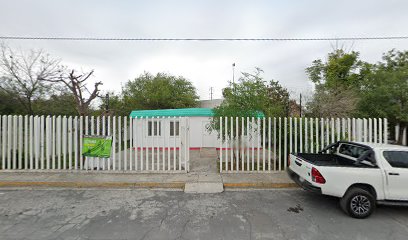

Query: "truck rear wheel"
<box><xmin>340</xmin><ymin>188</ymin><xmax>375</xmax><ymax>219</ymax></box>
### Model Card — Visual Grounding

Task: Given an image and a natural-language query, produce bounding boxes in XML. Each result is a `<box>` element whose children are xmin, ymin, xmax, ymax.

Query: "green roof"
<box><xmin>130</xmin><ymin>108</ymin><xmax>214</xmax><ymax>118</ymax></box>
<box><xmin>130</xmin><ymin>108</ymin><xmax>265</xmax><ymax>118</ymax></box>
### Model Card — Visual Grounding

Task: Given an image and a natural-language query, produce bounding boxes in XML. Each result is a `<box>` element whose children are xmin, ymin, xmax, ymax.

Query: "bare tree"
<box><xmin>306</xmin><ymin>86</ymin><xmax>358</xmax><ymax>118</ymax></box>
<box><xmin>44</xmin><ymin>69</ymin><xmax>103</xmax><ymax>116</ymax></box>
<box><xmin>0</xmin><ymin>43</ymin><xmax>61</xmax><ymax>114</ymax></box>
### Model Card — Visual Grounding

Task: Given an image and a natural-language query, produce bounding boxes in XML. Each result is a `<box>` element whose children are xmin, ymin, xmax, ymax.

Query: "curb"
<box><xmin>223</xmin><ymin>182</ymin><xmax>298</xmax><ymax>189</ymax></box>
<box><xmin>0</xmin><ymin>181</ymin><xmax>185</xmax><ymax>189</ymax></box>
<box><xmin>0</xmin><ymin>181</ymin><xmax>297</xmax><ymax>190</ymax></box>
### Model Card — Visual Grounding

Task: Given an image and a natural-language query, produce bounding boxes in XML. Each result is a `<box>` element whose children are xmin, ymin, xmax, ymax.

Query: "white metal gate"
<box><xmin>0</xmin><ymin>115</ymin><xmax>190</xmax><ymax>172</ymax></box>
<box><xmin>219</xmin><ymin>117</ymin><xmax>388</xmax><ymax>173</ymax></box>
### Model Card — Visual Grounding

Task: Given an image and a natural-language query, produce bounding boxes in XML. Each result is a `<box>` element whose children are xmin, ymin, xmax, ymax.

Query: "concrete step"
<box><xmin>184</xmin><ymin>173</ymin><xmax>224</xmax><ymax>193</ymax></box>
<box><xmin>199</xmin><ymin>147</ymin><xmax>218</xmax><ymax>158</ymax></box>
<box><xmin>184</xmin><ymin>182</ymin><xmax>224</xmax><ymax>193</ymax></box>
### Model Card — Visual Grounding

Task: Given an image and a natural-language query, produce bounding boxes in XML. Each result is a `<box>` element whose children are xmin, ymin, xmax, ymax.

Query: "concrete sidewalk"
<box><xmin>0</xmin><ymin>148</ymin><xmax>296</xmax><ymax>191</ymax></box>
<box><xmin>0</xmin><ymin>171</ymin><xmax>296</xmax><ymax>189</ymax></box>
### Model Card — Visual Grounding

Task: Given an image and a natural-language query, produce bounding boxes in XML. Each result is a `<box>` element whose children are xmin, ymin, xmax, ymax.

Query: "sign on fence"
<box><xmin>82</xmin><ymin>135</ymin><xmax>113</xmax><ymax>158</ymax></box>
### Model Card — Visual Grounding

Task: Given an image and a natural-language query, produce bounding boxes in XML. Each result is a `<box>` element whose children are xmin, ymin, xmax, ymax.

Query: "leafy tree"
<box><xmin>305</xmin><ymin>49</ymin><xmax>370</xmax><ymax>117</ymax></box>
<box><xmin>215</xmin><ymin>68</ymin><xmax>289</xmax><ymax>118</ymax></box>
<box><xmin>96</xmin><ymin>91</ymin><xmax>128</xmax><ymax>116</ymax></box>
<box><xmin>307</xmin><ymin>48</ymin><xmax>408</xmax><ymax>144</ymax></box>
<box><xmin>0</xmin><ymin>87</ymin><xmax>25</xmax><ymax>115</ymax></box>
<box><xmin>122</xmin><ymin>72</ymin><xmax>199</xmax><ymax>113</ymax></box>
<box><xmin>32</xmin><ymin>92</ymin><xmax>78</xmax><ymax>116</ymax></box>
<box><xmin>209</xmin><ymin>68</ymin><xmax>289</xmax><ymax>169</ymax></box>
<box><xmin>0</xmin><ymin>44</ymin><xmax>61</xmax><ymax>114</ymax></box>
<box><xmin>211</xmin><ymin>68</ymin><xmax>289</xmax><ymax>140</ymax></box>
<box><xmin>306</xmin><ymin>49</ymin><xmax>368</xmax><ymax>89</ymax></box>
<box><xmin>357</xmin><ymin>49</ymin><xmax>408</xmax><ymax>144</ymax></box>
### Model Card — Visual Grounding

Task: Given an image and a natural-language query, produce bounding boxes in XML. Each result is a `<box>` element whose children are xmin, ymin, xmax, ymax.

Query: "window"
<box><xmin>170</xmin><ymin>121</ymin><xmax>179</xmax><ymax>136</ymax></box>
<box><xmin>383</xmin><ymin>151</ymin><xmax>408</xmax><ymax>168</ymax></box>
<box><xmin>338</xmin><ymin>144</ymin><xmax>369</xmax><ymax>159</ymax></box>
<box><xmin>147</xmin><ymin>120</ymin><xmax>161</xmax><ymax>136</ymax></box>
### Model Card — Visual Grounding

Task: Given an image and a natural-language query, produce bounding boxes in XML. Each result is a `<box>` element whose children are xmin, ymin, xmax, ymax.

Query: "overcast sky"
<box><xmin>1</xmin><ymin>0</ymin><xmax>408</xmax><ymax>101</ymax></box>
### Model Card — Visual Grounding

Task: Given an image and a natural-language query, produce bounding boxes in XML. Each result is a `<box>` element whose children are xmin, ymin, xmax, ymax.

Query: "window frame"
<box><xmin>383</xmin><ymin>150</ymin><xmax>408</xmax><ymax>169</ymax></box>
<box><xmin>147</xmin><ymin>120</ymin><xmax>162</xmax><ymax>137</ymax></box>
<box><xmin>336</xmin><ymin>143</ymin><xmax>370</xmax><ymax>161</ymax></box>
<box><xmin>169</xmin><ymin>120</ymin><xmax>180</xmax><ymax>137</ymax></box>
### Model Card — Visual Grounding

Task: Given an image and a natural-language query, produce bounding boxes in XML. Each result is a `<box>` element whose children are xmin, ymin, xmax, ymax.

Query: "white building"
<box><xmin>130</xmin><ymin>108</ymin><xmax>219</xmax><ymax>148</ymax></box>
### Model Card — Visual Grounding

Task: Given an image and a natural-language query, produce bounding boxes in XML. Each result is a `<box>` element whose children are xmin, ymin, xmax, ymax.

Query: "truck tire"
<box><xmin>340</xmin><ymin>187</ymin><xmax>375</xmax><ymax>219</ymax></box>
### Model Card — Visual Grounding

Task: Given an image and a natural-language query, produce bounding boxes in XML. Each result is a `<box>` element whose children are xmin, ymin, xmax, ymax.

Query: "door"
<box><xmin>201</xmin><ymin>121</ymin><xmax>214</xmax><ymax>147</ymax></box>
<box><xmin>382</xmin><ymin>150</ymin><xmax>408</xmax><ymax>200</ymax></box>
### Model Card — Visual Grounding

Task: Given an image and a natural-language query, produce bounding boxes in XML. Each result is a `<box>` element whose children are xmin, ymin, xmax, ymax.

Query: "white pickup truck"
<box><xmin>288</xmin><ymin>141</ymin><xmax>408</xmax><ymax>218</ymax></box>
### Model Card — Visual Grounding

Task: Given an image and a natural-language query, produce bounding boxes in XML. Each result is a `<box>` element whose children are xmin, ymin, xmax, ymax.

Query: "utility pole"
<box><xmin>299</xmin><ymin>93</ymin><xmax>302</xmax><ymax>117</ymax></box>
<box><xmin>209</xmin><ymin>87</ymin><xmax>213</xmax><ymax>100</ymax></box>
<box><xmin>232</xmin><ymin>63</ymin><xmax>235</xmax><ymax>84</ymax></box>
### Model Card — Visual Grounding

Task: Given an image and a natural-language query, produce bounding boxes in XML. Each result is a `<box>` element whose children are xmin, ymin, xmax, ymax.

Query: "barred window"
<box><xmin>148</xmin><ymin>120</ymin><xmax>161</xmax><ymax>136</ymax></box>
<box><xmin>170</xmin><ymin>121</ymin><xmax>179</xmax><ymax>136</ymax></box>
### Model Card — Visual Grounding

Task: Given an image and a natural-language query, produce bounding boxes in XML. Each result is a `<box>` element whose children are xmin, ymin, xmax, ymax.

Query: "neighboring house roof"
<box><xmin>199</xmin><ymin>99</ymin><xmax>223</xmax><ymax>108</ymax></box>
<box><xmin>130</xmin><ymin>108</ymin><xmax>265</xmax><ymax>118</ymax></box>
<box><xmin>130</xmin><ymin>108</ymin><xmax>214</xmax><ymax>118</ymax></box>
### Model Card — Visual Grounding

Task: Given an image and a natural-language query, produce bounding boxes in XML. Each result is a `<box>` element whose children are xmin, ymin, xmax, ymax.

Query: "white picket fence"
<box><xmin>0</xmin><ymin>115</ymin><xmax>190</xmax><ymax>172</ymax></box>
<box><xmin>0</xmin><ymin>114</ymin><xmax>390</xmax><ymax>174</ymax></box>
<box><xmin>395</xmin><ymin>124</ymin><xmax>407</xmax><ymax>146</ymax></box>
<box><xmin>219</xmin><ymin>117</ymin><xmax>388</xmax><ymax>172</ymax></box>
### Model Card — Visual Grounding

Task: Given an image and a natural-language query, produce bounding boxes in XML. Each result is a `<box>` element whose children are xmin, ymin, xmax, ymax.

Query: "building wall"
<box><xmin>131</xmin><ymin>118</ymin><xmax>179</xmax><ymax>149</ymax></box>
<box><xmin>199</xmin><ymin>99</ymin><xmax>223</xmax><ymax>108</ymax></box>
<box><xmin>189</xmin><ymin>116</ymin><xmax>218</xmax><ymax>148</ymax></box>
<box><xmin>131</xmin><ymin>116</ymin><xmax>219</xmax><ymax>148</ymax></box>
<box><xmin>130</xmin><ymin>116</ymin><xmax>264</xmax><ymax>149</ymax></box>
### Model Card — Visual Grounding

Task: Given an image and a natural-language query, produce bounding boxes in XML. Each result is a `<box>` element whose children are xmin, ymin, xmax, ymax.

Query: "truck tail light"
<box><xmin>311</xmin><ymin>167</ymin><xmax>326</xmax><ymax>184</ymax></box>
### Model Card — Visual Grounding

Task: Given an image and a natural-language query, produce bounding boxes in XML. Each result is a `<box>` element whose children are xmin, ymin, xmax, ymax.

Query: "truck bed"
<box><xmin>295</xmin><ymin>153</ymin><xmax>363</xmax><ymax>167</ymax></box>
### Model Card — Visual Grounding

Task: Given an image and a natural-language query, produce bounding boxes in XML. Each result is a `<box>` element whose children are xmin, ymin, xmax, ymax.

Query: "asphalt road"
<box><xmin>0</xmin><ymin>189</ymin><xmax>408</xmax><ymax>240</ymax></box>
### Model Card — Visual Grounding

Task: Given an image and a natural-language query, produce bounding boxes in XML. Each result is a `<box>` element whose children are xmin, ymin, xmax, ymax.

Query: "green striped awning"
<box><xmin>129</xmin><ymin>108</ymin><xmax>265</xmax><ymax>118</ymax></box>
<box><xmin>130</xmin><ymin>108</ymin><xmax>214</xmax><ymax>118</ymax></box>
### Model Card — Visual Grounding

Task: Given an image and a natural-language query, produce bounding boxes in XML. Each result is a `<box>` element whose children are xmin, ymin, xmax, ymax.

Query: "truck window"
<box><xmin>338</xmin><ymin>144</ymin><xmax>369</xmax><ymax>159</ymax></box>
<box><xmin>383</xmin><ymin>151</ymin><xmax>408</xmax><ymax>168</ymax></box>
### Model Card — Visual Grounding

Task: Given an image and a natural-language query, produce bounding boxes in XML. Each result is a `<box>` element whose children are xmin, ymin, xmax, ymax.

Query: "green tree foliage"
<box><xmin>96</xmin><ymin>91</ymin><xmax>128</xmax><ymax>116</ymax></box>
<box><xmin>306</xmin><ymin>49</ymin><xmax>368</xmax><ymax>89</ymax></box>
<box><xmin>210</xmin><ymin>68</ymin><xmax>289</xmax><ymax>140</ymax></box>
<box><xmin>122</xmin><ymin>72</ymin><xmax>199</xmax><ymax>113</ymax></box>
<box><xmin>305</xmin><ymin>49</ymin><xmax>370</xmax><ymax>117</ymax></box>
<box><xmin>0</xmin><ymin>87</ymin><xmax>82</xmax><ymax>116</ymax></box>
<box><xmin>214</xmin><ymin>68</ymin><xmax>289</xmax><ymax>118</ymax></box>
<box><xmin>0</xmin><ymin>88</ymin><xmax>25</xmax><ymax>114</ymax></box>
<box><xmin>307</xmin><ymin>48</ymin><xmax>408</xmax><ymax>143</ymax></box>
<box><xmin>32</xmin><ymin>92</ymin><xmax>78</xmax><ymax>116</ymax></box>
<box><xmin>357</xmin><ymin>49</ymin><xmax>408</xmax><ymax>143</ymax></box>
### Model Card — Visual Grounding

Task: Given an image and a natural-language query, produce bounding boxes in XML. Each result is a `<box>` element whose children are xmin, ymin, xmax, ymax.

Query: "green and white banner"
<box><xmin>82</xmin><ymin>135</ymin><xmax>113</xmax><ymax>158</ymax></box>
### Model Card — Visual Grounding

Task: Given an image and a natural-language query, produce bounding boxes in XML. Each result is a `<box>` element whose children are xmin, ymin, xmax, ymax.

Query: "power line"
<box><xmin>0</xmin><ymin>36</ymin><xmax>408</xmax><ymax>41</ymax></box>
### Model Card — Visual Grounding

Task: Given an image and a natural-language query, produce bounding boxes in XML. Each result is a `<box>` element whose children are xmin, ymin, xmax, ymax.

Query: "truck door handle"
<box><xmin>388</xmin><ymin>172</ymin><xmax>400</xmax><ymax>176</ymax></box>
